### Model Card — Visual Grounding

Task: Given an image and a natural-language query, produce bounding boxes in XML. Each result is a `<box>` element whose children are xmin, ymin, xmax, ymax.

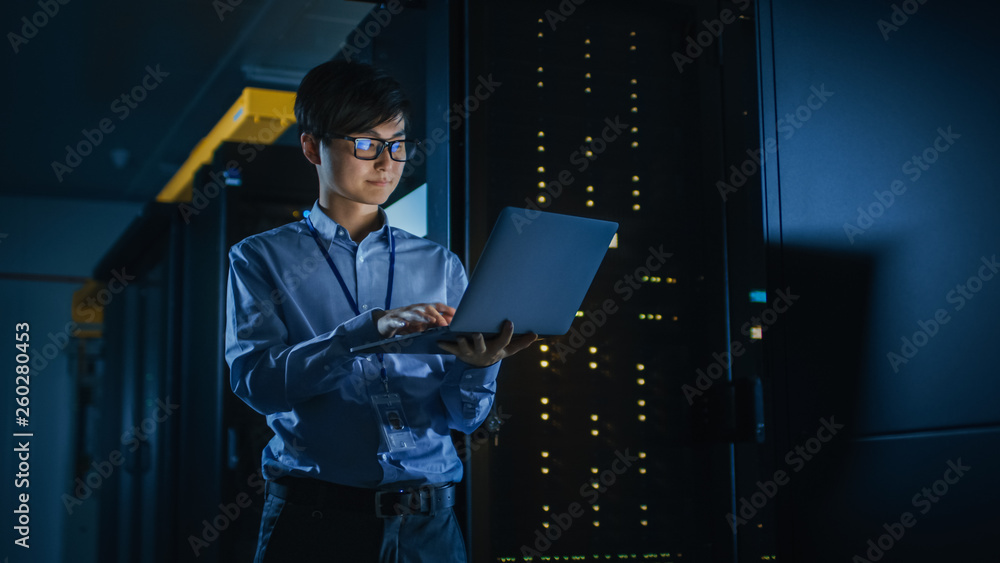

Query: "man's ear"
<box><xmin>301</xmin><ymin>133</ymin><xmax>322</xmax><ymax>166</ymax></box>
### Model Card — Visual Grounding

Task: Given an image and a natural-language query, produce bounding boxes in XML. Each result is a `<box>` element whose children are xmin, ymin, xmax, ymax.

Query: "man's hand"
<box><xmin>373</xmin><ymin>303</ymin><xmax>455</xmax><ymax>338</ymax></box>
<box><xmin>437</xmin><ymin>320</ymin><xmax>538</xmax><ymax>367</ymax></box>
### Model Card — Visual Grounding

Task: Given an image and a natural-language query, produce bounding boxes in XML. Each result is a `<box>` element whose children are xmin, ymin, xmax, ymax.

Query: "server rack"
<box><xmin>461</xmin><ymin>1</ymin><xmax>770</xmax><ymax>561</ymax></box>
<box><xmin>85</xmin><ymin>142</ymin><xmax>317</xmax><ymax>563</ymax></box>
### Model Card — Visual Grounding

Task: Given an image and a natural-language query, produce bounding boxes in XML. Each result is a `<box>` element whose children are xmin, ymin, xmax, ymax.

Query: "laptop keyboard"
<box><xmin>392</xmin><ymin>325</ymin><xmax>448</xmax><ymax>341</ymax></box>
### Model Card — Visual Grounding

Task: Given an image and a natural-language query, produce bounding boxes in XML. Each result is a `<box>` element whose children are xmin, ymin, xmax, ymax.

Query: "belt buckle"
<box><xmin>375</xmin><ymin>489</ymin><xmax>419</xmax><ymax>518</ymax></box>
<box><xmin>375</xmin><ymin>484</ymin><xmax>451</xmax><ymax>518</ymax></box>
<box><xmin>374</xmin><ymin>489</ymin><xmax>394</xmax><ymax>518</ymax></box>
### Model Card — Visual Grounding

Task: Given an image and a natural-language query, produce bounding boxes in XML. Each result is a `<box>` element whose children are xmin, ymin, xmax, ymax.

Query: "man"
<box><xmin>225</xmin><ymin>60</ymin><xmax>535</xmax><ymax>562</ymax></box>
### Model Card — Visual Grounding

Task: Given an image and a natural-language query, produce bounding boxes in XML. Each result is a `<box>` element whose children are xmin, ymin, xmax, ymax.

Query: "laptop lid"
<box><xmin>448</xmin><ymin>207</ymin><xmax>619</xmax><ymax>336</ymax></box>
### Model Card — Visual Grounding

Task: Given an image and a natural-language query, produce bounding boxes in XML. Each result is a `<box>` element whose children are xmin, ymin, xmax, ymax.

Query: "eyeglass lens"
<box><xmin>354</xmin><ymin>138</ymin><xmax>413</xmax><ymax>161</ymax></box>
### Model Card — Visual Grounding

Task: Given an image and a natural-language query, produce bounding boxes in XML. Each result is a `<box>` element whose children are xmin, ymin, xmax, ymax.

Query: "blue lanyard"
<box><xmin>303</xmin><ymin>209</ymin><xmax>396</xmax><ymax>390</ymax></box>
<box><xmin>303</xmin><ymin>209</ymin><xmax>395</xmax><ymax>314</ymax></box>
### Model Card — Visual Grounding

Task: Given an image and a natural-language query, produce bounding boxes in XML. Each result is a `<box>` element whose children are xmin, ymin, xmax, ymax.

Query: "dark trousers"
<box><xmin>253</xmin><ymin>480</ymin><xmax>467</xmax><ymax>563</ymax></box>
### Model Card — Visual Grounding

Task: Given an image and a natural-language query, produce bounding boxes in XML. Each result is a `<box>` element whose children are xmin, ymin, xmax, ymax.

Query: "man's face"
<box><xmin>304</xmin><ymin>115</ymin><xmax>407</xmax><ymax>207</ymax></box>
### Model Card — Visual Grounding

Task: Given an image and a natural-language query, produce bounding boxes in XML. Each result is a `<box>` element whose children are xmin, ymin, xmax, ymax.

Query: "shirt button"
<box><xmin>380</xmin><ymin>454</ymin><xmax>388</xmax><ymax>461</ymax></box>
<box><xmin>359</xmin><ymin>256</ymin><xmax>365</xmax><ymax>262</ymax></box>
<box><xmin>464</xmin><ymin>374</ymin><xmax>473</xmax><ymax>379</ymax></box>
<box><xmin>362</xmin><ymin>304</ymin><xmax>368</xmax><ymax>310</ymax></box>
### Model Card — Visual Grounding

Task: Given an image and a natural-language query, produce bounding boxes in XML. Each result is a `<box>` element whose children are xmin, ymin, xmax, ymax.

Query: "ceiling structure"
<box><xmin>0</xmin><ymin>0</ymin><xmax>375</xmax><ymax>202</ymax></box>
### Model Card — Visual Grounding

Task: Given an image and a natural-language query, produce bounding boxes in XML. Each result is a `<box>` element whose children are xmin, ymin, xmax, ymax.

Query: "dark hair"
<box><xmin>294</xmin><ymin>60</ymin><xmax>411</xmax><ymax>141</ymax></box>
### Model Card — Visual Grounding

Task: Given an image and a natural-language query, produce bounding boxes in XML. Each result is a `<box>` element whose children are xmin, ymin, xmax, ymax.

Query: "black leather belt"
<box><xmin>266</xmin><ymin>476</ymin><xmax>456</xmax><ymax>518</ymax></box>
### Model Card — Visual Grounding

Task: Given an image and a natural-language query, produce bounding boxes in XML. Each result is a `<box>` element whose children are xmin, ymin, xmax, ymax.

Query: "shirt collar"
<box><xmin>306</xmin><ymin>200</ymin><xmax>391</xmax><ymax>246</ymax></box>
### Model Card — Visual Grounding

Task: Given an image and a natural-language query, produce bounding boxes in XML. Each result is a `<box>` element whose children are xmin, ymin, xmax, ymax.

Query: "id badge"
<box><xmin>371</xmin><ymin>393</ymin><xmax>417</xmax><ymax>452</ymax></box>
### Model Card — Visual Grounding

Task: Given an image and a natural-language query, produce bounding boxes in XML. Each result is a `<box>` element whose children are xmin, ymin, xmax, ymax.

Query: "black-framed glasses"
<box><xmin>327</xmin><ymin>134</ymin><xmax>420</xmax><ymax>162</ymax></box>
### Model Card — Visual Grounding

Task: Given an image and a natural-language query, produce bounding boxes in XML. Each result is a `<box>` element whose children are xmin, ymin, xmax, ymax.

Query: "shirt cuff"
<box><xmin>449</xmin><ymin>358</ymin><xmax>501</xmax><ymax>387</ymax></box>
<box><xmin>338</xmin><ymin>309</ymin><xmax>384</xmax><ymax>353</ymax></box>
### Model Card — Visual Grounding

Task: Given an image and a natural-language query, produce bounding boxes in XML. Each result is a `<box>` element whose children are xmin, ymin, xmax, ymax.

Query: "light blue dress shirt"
<box><xmin>225</xmin><ymin>200</ymin><xmax>501</xmax><ymax>490</ymax></box>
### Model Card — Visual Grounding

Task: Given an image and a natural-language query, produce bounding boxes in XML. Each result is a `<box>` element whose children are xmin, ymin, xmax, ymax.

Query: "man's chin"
<box><xmin>368</xmin><ymin>188</ymin><xmax>397</xmax><ymax>206</ymax></box>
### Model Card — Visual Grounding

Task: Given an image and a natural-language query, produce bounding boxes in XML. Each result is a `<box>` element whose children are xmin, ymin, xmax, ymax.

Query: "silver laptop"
<box><xmin>350</xmin><ymin>207</ymin><xmax>618</xmax><ymax>355</ymax></box>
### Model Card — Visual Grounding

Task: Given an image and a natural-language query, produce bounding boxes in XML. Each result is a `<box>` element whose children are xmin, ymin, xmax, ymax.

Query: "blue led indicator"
<box><xmin>223</xmin><ymin>167</ymin><xmax>243</xmax><ymax>186</ymax></box>
<box><xmin>749</xmin><ymin>290</ymin><xmax>767</xmax><ymax>303</ymax></box>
